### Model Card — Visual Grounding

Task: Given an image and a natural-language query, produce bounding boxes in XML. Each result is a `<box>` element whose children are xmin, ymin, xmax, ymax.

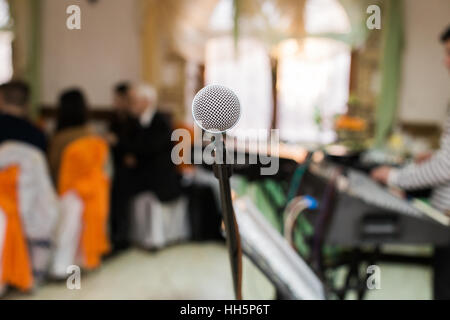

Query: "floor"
<box><xmin>6</xmin><ymin>242</ymin><xmax>275</xmax><ymax>300</ymax></box>
<box><xmin>364</xmin><ymin>263</ymin><xmax>432</xmax><ymax>300</ymax></box>
<box><xmin>4</xmin><ymin>241</ymin><xmax>433</xmax><ymax>300</ymax></box>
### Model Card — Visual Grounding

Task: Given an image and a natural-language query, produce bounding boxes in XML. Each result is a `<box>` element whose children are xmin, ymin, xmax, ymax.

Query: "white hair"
<box><xmin>135</xmin><ymin>83</ymin><xmax>158</xmax><ymax>104</ymax></box>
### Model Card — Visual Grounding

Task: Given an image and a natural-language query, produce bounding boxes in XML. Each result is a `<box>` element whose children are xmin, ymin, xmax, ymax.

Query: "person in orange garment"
<box><xmin>58</xmin><ymin>136</ymin><xmax>111</xmax><ymax>270</ymax></box>
<box><xmin>48</xmin><ymin>89</ymin><xmax>94</xmax><ymax>184</ymax></box>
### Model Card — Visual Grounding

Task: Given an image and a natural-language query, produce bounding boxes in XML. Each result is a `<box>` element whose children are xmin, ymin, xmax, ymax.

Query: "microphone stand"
<box><xmin>212</xmin><ymin>138</ymin><xmax>243</xmax><ymax>300</ymax></box>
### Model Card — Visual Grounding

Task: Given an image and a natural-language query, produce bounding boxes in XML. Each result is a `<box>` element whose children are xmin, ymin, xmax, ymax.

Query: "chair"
<box><xmin>50</xmin><ymin>192</ymin><xmax>83</xmax><ymax>278</ymax></box>
<box><xmin>131</xmin><ymin>193</ymin><xmax>190</xmax><ymax>250</ymax></box>
<box><xmin>0</xmin><ymin>142</ymin><xmax>59</xmax><ymax>292</ymax></box>
<box><xmin>50</xmin><ymin>136</ymin><xmax>110</xmax><ymax>277</ymax></box>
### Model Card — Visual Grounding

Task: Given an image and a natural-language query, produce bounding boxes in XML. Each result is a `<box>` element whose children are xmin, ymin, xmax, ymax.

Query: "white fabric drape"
<box><xmin>50</xmin><ymin>192</ymin><xmax>83</xmax><ymax>278</ymax></box>
<box><xmin>0</xmin><ymin>142</ymin><xmax>59</xmax><ymax>280</ymax></box>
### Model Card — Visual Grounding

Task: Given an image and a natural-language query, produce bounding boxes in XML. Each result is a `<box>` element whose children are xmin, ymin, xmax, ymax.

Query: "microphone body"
<box><xmin>192</xmin><ymin>85</ymin><xmax>243</xmax><ymax>300</ymax></box>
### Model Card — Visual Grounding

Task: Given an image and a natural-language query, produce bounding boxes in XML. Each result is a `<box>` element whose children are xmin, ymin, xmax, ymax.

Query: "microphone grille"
<box><xmin>192</xmin><ymin>85</ymin><xmax>241</xmax><ymax>133</ymax></box>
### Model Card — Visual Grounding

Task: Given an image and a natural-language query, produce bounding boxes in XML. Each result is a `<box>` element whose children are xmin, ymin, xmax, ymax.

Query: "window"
<box><xmin>277</xmin><ymin>38</ymin><xmax>351</xmax><ymax>143</ymax></box>
<box><xmin>205</xmin><ymin>0</ymin><xmax>273</xmax><ymax>139</ymax></box>
<box><xmin>205</xmin><ymin>0</ymin><xmax>352</xmax><ymax>143</ymax></box>
<box><xmin>304</xmin><ymin>0</ymin><xmax>351</xmax><ymax>35</ymax></box>
<box><xmin>205</xmin><ymin>36</ymin><xmax>273</xmax><ymax>137</ymax></box>
<box><xmin>277</xmin><ymin>0</ymin><xmax>352</xmax><ymax>143</ymax></box>
<box><xmin>0</xmin><ymin>0</ymin><xmax>12</xmax><ymax>84</ymax></box>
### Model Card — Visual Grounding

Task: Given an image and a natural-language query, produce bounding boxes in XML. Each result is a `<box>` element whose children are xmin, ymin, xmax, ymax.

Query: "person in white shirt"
<box><xmin>109</xmin><ymin>84</ymin><xmax>182</xmax><ymax>252</ymax></box>
<box><xmin>371</xmin><ymin>25</ymin><xmax>450</xmax><ymax>300</ymax></box>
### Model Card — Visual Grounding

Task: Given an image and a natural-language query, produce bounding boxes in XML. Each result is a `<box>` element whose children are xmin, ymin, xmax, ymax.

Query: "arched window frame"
<box><xmin>204</xmin><ymin>0</ymin><xmax>353</xmax><ymax>143</ymax></box>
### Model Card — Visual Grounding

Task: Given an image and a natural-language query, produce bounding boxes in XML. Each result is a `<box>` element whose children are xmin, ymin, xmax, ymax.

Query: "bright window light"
<box><xmin>277</xmin><ymin>0</ymin><xmax>352</xmax><ymax>143</ymax></box>
<box><xmin>205</xmin><ymin>0</ymin><xmax>352</xmax><ymax>144</ymax></box>
<box><xmin>0</xmin><ymin>0</ymin><xmax>9</xmax><ymax>29</ymax></box>
<box><xmin>305</xmin><ymin>0</ymin><xmax>351</xmax><ymax>35</ymax></box>
<box><xmin>205</xmin><ymin>36</ymin><xmax>273</xmax><ymax>138</ymax></box>
<box><xmin>0</xmin><ymin>0</ymin><xmax>12</xmax><ymax>84</ymax></box>
<box><xmin>277</xmin><ymin>38</ymin><xmax>351</xmax><ymax>143</ymax></box>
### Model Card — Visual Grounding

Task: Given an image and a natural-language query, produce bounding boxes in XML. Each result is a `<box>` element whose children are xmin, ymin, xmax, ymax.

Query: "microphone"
<box><xmin>192</xmin><ymin>85</ymin><xmax>241</xmax><ymax>133</ymax></box>
<box><xmin>192</xmin><ymin>85</ymin><xmax>243</xmax><ymax>300</ymax></box>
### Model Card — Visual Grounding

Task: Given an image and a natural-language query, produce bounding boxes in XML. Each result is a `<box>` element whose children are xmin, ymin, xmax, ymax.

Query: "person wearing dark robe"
<box><xmin>109</xmin><ymin>83</ymin><xmax>182</xmax><ymax>252</ymax></box>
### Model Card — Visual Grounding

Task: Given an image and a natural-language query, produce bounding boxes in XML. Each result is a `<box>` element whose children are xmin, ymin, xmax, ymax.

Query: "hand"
<box><xmin>123</xmin><ymin>154</ymin><xmax>137</xmax><ymax>168</ymax></box>
<box><xmin>415</xmin><ymin>152</ymin><xmax>433</xmax><ymax>164</ymax></box>
<box><xmin>371</xmin><ymin>166</ymin><xmax>392</xmax><ymax>185</ymax></box>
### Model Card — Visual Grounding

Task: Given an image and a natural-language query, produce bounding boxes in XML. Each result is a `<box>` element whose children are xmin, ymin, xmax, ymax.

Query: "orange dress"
<box><xmin>58</xmin><ymin>137</ymin><xmax>110</xmax><ymax>269</ymax></box>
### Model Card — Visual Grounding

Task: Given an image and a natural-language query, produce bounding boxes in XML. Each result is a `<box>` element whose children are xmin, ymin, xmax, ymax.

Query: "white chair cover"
<box><xmin>131</xmin><ymin>193</ymin><xmax>190</xmax><ymax>249</ymax></box>
<box><xmin>49</xmin><ymin>192</ymin><xmax>83</xmax><ymax>278</ymax></box>
<box><xmin>0</xmin><ymin>142</ymin><xmax>59</xmax><ymax>283</ymax></box>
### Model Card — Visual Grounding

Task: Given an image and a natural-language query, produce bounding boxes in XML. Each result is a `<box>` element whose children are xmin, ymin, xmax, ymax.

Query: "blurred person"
<box><xmin>106</xmin><ymin>82</ymin><xmax>136</xmax><ymax>146</ymax></box>
<box><xmin>106</xmin><ymin>82</ymin><xmax>139</xmax><ymax>165</ymax></box>
<box><xmin>51</xmin><ymin>135</ymin><xmax>111</xmax><ymax>277</ymax></box>
<box><xmin>113</xmin><ymin>82</ymin><xmax>131</xmax><ymax>118</ymax></box>
<box><xmin>48</xmin><ymin>89</ymin><xmax>93</xmax><ymax>183</ymax></box>
<box><xmin>107</xmin><ymin>82</ymin><xmax>138</xmax><ymax>252</ymax></box>
<box><xmin>114</xmin><ymin>82</ymin><xmax>130</xmax><ymax>112</ymax></box>
<box><xmin>109</xmin><ymin>83</ymin><xmax>182</xmax><ymax>251</ymax></box>
<box><xmin>371</xmin><ymin>25</ymin><xmax>450</xmax><ymax>300</ymax></box>
<box><xmin>48</xmin><ymin>89</ymin><xmax>112</xmax><ymax>277</ymax></box>
<box><xmin>0</xmin><ymin>81</ymin><xmax>47</xmax><ymax>152</ymax></box>
<box><xmin>127</xmin><ymin>83</ymin><xmax>182</xmax><ymax>201</ymax></box>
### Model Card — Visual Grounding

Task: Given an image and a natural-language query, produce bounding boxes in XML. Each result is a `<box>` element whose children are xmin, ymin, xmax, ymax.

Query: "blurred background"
<box><xmin>1</xmin><ymin>0</ymin><xmax>448</xmax><ymax>148</ymax></box>
<box><xmin>0</xmin><ymin>0</ymin><xmax>449</xmax><ymax>300</ymax></box>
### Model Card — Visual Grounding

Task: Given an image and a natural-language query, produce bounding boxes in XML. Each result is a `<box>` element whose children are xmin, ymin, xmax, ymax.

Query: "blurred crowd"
<box><xmin>0</xmin><ymin>80</ymin><xmax>221</xmax><ymax>295</ymax></box>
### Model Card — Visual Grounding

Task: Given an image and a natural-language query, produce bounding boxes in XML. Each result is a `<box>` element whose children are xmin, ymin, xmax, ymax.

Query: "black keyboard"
<box><xmin>302</xmin><ymin>162</ymin><xmax>450</xmax><ymax>246</ymax></box>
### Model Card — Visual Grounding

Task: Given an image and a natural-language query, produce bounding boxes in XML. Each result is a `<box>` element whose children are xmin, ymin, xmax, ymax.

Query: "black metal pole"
<box><xmin>213</xmin><ymin>142</ymin><xmax>242</xmax><ymax>300</ymax></box>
